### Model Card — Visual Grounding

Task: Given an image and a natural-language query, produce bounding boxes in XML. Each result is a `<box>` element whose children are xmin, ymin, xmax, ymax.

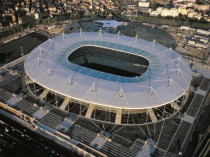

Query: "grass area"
<box><xmin>0</xmin><ymin>32</ymin><xmax>48</xmax><ymax>64</ymax></box>
<box><xmin>121</xmin><ymin>23</ymin><xmax>176</xmax><ymax>47</ymax></box>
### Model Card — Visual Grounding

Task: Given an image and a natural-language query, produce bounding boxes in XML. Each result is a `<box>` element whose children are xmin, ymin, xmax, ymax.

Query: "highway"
<box><xmin>0</xmin><ymin>113</ymin><xmax>80</xmax><ymax>157</ymax></box>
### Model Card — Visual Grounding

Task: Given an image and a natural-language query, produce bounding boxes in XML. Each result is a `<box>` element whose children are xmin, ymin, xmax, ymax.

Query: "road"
<box><xmin>0</xmin><ymin>113</ymin><xmax>80</xmax><ymax>157</ymax></box>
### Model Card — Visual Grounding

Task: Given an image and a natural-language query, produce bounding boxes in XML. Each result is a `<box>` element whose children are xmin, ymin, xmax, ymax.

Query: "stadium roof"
<box><xmin>24</xmin><ymin>31</ymin><xmax>192</xmax><ymax>109</ymax></box>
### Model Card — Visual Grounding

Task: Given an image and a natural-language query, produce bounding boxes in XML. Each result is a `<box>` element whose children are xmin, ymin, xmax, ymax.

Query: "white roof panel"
<box><xmin>24</xmin><ymin>32</ymin><xmax>192</xmax><ymax>109</ymax></box>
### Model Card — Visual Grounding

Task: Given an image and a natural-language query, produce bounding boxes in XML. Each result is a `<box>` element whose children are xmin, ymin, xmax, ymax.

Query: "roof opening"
<box><xmin>68</xmin><ymin>46</ymin><xmax>149</xmax><ymax>77</ymax></box>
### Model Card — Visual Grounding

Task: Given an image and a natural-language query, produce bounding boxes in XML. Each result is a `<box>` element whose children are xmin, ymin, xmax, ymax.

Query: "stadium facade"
<box><xmin>24</xmin><ymin>31</ymin><xmax>192</xmax><ymax>125</ymax></box>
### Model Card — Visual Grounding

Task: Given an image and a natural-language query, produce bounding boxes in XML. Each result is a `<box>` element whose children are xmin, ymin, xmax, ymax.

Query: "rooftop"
<box><xmin>24</xmin><ymin>31</ymin><xmax>192</xmax><ymax>109</ymax></box>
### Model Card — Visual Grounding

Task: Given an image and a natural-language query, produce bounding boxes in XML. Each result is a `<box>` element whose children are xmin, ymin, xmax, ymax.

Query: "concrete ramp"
<box><xmin>115</xmin><ymin>108</ymin><xmax>122</xmax><ymax>124</ymax></box>
<box><xmin>147</xmin><ymin>108</ymin><xmax>157</xmax><ymax>123</ymax></box>
<box><xmin>137</xmin><ymin>140</ymin><xmax>155</xmax><ymax>157</ymax></box>
<box><xmin>6</xmin><ymin>97</ymin><xmax>22</xmax><ymax>106</ymax></box>
<box><xmin>196</xmin><ymin>89</ymin><xmax>206</xmax><ymax>96</ymax></box>
<box><xmin>33</xmin><ymin>108</ymin><xmax>49</xmax><ymax>120</ymax></box>
<box><xmin>26</xmin><ymin>79</ymin><xmax>34</xmax><ymax>84</ymax></box>
<box><xmin>60</xmin><ymin>97</ymin><xmax>70</xmax><ymax>110</ymax></box>
<box><xmin>170</xmin><ymin>102</ymin><xmax>180</xmax><ymax>110</ymax></box>
<box><xmin>90</xmin><ymin>135</ymin><xmax>106</xmax><ymax>149</ymax></box>
<box><xmin>85</xmin><ymin>104</ymin><xmax>94</xmax><ymax>118</ymax></box>
<box><xmin>137</xmin><ymin>142</ymin><xmax>150</xmax><ymax>157</ymax></box>
<box><xmin>57</xmin><ymin>118</ymin><xmax>74</xmax><ymax>132</ymax></box>
<box><xmin>39</xmin><ymin>89</ymin><xmax>49</xmax><ymax>100</ymax></box>
<box><xmin>183</xmin><ymin>113</ymin><xmax>195</xmax><ymax>124</ymax></box>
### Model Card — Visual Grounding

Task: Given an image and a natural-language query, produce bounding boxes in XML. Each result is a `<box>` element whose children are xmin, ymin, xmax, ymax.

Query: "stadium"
<box><xmin>24</xmin><ymin>30</ymin><xmax>192</xmax><ymax>125</ymax></box>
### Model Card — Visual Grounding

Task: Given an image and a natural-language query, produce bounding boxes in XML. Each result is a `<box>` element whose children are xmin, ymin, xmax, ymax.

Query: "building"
<box><xmin>194</xmin><ymin>4</ymin><xmax>210</xmax><ymax>11</ymax></box>
<box><xmin>92</xmin><ymin>20</ymin><xmax>124</xmax><ymax>33</ymax></box>
<box><xmin>180</xmin><ymin>25</ymin><xmax>190</xmax><ymax>30</ymax></box>
<box><xmin>151</xmin><ymin>0</ymin><xmax>172</xmax><ymax>5</ymax></box>
<box><xmin>197</xmin><ymin>29</ymin><xmax>210</xmax><ymax>36</ymax></box>
<box><xmin>138</xmin><ymin>0</ymin><xmax>150</xmax><ymax>8</ymax></box>
<box><xmin>149</xmin><ymin>10</ymin><xmax>160</xmax><ymax>17</ymax></box>
<box><xmin>178</xmin><ymin>7</ymin><xmax>188</xmax><ymax>15</ymax></box>
<box><xmin>160</xmin><ymin>8</ymin><xmax>179</xmax><ymax>17</ymax></box>
<box><xmin>174</xmin><ymin>0</ymin><xmax>196</xmax><ymax>3</ymax></box>
<box><xmin>138</xmin><ymin>0</ymin><xmax>151</xmax><ymax>13</ymax></box>
<box><xmin>24</xmin><ymin>31</ymin><xmax>192</xmax><ymax>125</ymax></box>
<box><xmin>195</xmin><ymin>42</ymin><xmax>208</xmax><ymax>49</ymax></box>
<box><xmin>187</xmin><ymin>10</ymin><xmax>197</xmax><ymax>18</ymax></box>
